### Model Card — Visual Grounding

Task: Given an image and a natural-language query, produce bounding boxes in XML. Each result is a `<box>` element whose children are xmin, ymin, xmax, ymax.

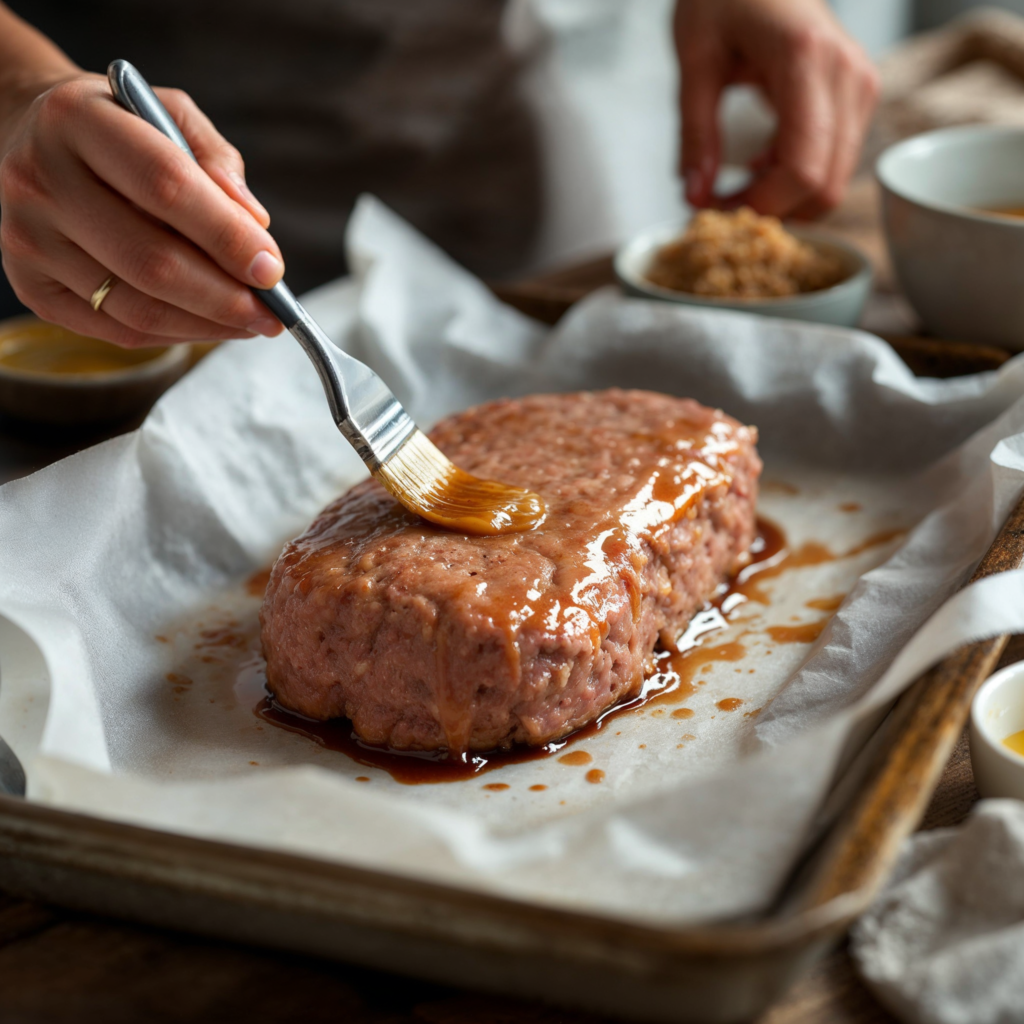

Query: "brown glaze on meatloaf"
<box><xmin>260</xmin><ymin>390</ymin><xmax>761</xmax><ymax>754</ymax></box>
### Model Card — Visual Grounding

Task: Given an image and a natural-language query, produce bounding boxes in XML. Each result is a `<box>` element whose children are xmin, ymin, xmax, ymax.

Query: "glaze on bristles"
<box><xmin>373</xmin><ymin>429</ymin><xmax>545</xmax><ymax>535</ymax></box>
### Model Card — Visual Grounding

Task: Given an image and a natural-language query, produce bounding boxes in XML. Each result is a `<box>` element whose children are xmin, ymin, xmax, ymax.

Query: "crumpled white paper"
<box><xmin>851</xmin><ymin>799</ymin><xmax>1024</xmax><ymax>1024</ymax></box>
<box><xmin>5</xmin><ymin>195</ymin><xmax>1024</xmax><ymax>926</ymax></box>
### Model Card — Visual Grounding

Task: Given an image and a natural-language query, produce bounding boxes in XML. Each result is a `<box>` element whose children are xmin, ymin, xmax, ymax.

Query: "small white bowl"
<box><xmin>614</xmin><ymin>219</ymin><xmax>873</xmax><ymax>328</ymax></box>
<box><xmin>878</xmin><ymin>124</ymin><xmax>1024</xmax><ymax>350</ymax></box>
<box><xmin>970</xmin><ymin>661</ymin><xmax>1024</xmax><ymax>800</ymax></box>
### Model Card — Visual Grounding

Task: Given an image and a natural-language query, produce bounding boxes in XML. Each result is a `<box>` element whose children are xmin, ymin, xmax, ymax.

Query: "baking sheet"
<box><xmin>5</xmin><ymin>196</ymin><xmax>1024</xmax><ymax>927</ymax></box>
<box><xmin>109</xmin><ymin>464</ymin><xmax>913</xmax><ymax>833</ymax></box>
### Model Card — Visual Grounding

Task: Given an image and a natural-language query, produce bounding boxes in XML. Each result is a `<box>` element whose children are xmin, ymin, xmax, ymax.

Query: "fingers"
<box><xmin>0</xmin><ymin>74</ymin><xmax>288</xmax><ymax>349</ymax></box>
<box><xmin>679</xmin><ymin>47</ymin><xmax>727</xmax><ymax>208</ymax></box>
<box><xmin>35</xmin><ymin>154</ymin><xmax>282</xmax><ymax>336</ymax></box>
<box><xmin>790</xmin><ymin>47</ymin><xmax>879</xmax><ymax>220</ymax></box>
<box><xmin>2</xmin><ymin>227</ymin><xmax>264</xmax><ymax>347</ymax></box>
<box><xmin>24</xmin><ymin>230</ymin><xmax>259</xmax><ymax>342</ymax></box>
<box><xmin>729</xmin><ymin>26</ymin><xmax>834</xmax><ymax>216</ymax></box>
<box><xmin>675</xmin><ymin>1</ymin><xmax>878</xmax><ymax>217</ymax></box>
<box><xmin>60</xmin><ymin>81</ymin><xmax>285</xmax><ymax>290</ymax></box>
<box><xmin>156</xmin><ymin>87</ymin><xmax>271</xmax><ymax>229</ymax></box>
<box><xmin>3</xmin><ymin>265</ymin><xmax>212</xmax><ymax>349</ymax></box>
<box><xmin>1</xmin><ymin>140</ymin><xmax>282</xmax><ymax>339</ymax></box>
<box><xmin>732</xmin><ymin>25</ymin><xmax>879</xmax><ymax>219</ymax></box>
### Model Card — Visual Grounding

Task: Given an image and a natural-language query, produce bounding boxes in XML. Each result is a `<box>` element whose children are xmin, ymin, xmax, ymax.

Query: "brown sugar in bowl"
<box><xmin>615</xmin><ymin>216</ymin><xmax>872</xmax><ymax>328</ymax></box>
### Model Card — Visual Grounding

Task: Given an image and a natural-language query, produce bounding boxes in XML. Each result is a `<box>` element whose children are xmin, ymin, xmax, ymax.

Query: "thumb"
<box><xmin>155</xmin><ymin>87</ymin><xmax>271</xmax><ymax>230</ymax></box>
<box><xmin>680</xmin><ymin>49</ymin><xmax>725</xmax><ymax>208</ymax></box>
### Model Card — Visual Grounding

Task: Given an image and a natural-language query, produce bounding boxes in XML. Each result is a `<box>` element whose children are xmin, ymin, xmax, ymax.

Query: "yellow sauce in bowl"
<box><xmin>1003</xmin><ymin>728</ymin><xmax>1024</xmax><ymax>757</ymax></box>
<box><xmin>0</xmin><ymin>319</ymin><xmax>168</xmax><ymax>377</ymax></box>
<box><xmin>981</xmin><ymin>206</ymin><xmax>1024</xmax><ymax>220</ymax></box>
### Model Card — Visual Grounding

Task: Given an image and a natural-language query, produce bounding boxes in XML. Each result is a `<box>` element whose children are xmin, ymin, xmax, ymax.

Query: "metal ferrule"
<box><xmin>287</xmin><ymin>311</ymin><xmax>415</xmax><ymax>470</ymax></box>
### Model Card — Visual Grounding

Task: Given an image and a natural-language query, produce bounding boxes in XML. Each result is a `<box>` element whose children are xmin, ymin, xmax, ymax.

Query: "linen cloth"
<box><xmin>852</xmin><ymin>800</ymin><xmax>1024</xmax><ymax>1024</ymax></box>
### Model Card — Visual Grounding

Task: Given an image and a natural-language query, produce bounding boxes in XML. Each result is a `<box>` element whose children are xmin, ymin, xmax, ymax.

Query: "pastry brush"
<box><xmin>107</xmin><ymin>60</ymin><xmax>544</xmax><ymax>536</ymax></box>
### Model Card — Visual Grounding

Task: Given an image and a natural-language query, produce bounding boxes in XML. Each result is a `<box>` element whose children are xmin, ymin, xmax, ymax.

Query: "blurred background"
<box><xmin>2</xmin><ymin>0</ymin><xmax>1023</xmax><ymax>320</ymax></box>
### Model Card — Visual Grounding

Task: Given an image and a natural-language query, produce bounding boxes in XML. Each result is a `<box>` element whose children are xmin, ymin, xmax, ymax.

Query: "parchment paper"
<box><xmin>4</xmin><ymin>195</ymin><xmax>1024</xmax><ymax>926</ymax></box>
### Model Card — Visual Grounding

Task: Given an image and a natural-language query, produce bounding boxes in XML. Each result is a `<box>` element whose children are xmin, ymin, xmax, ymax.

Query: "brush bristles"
<box><xmin>374</xmin><ymin>430</ymin><xmax>545</xmax><ymax>535</ymax></box>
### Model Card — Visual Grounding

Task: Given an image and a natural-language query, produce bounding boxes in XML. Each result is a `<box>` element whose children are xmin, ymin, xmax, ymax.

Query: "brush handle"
<box><xmin>106</xmin><ymin>59</ymin><xmax>302</xmax><ymax>329</ymax></box>
<box><xmin>106</xmin><ymin>60</ymin><xmax>415</xmax><ymax>467</ymax></box>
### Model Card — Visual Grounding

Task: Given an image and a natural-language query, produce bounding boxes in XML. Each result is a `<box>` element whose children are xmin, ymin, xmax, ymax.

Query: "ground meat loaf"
<box><xmin>260</xmin><ymin>389</ymin><xmax>761</xmax><ymax>754</ymax></box>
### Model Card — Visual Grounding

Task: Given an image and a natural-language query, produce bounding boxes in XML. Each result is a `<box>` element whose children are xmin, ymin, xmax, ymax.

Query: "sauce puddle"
<box><xmin>558</xmin><ymin>750</ymin><xmax>593</xmax><ymax>766</ymax></box>
<box><xmin>251</xmin><ymin>514</ymin><xmax>901</xmax><ymax>782</ymax></box>
<box><xmin>253</xmin><ymin>516</ymin><xmax>788</xmax><ymax>784</ymax></box>
<box><xmin>766</xmin><ymin>621</ymin><xmax>828</xmax><ymax>645</ymax></box>
<box><xmin>731</xmin><ymin>525</ymin><xmax>903</xmax><ymax>605</ymax></box>
<box><xmin>253</xmin><ymin>514</ymin><xmax>898</xmax><ymax>784</ymax></box>
<box><xmin>256</xmin><ymin>696</ymin><xmax>577</xmax><ymax>784</ymax></box>
<box><xmin>245</xmin><ymin>568</ymin><xmax>272</xmax><ymax>597</ymax></box>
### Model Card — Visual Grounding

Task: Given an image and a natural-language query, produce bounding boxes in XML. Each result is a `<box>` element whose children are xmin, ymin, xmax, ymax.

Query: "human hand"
<box><xmin>675</xmin><ymin>0</ymin><xmax>879</xmax><ymax>218</ymax></box>
<box><xmin>0</xmin><ymin>72</ymin><xmax>285</xmax><ymax>347</ymax></box>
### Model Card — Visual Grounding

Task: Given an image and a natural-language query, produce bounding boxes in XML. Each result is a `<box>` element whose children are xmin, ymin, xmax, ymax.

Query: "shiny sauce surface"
<box><xmin>256</xmin><ymin>514</ymin><xmax>783</xmax><ymax>784</ymax></box>
<box><xmin>272</xmin><ymin>392</ymin><xmax>754</xmax><ymax>697</ymax></box>
<box><xmin>255</xmin><ymin>507</ymin><xmax>910</xmax><ymax>784</ymax></box>
<box><xmin>373</xmin><ymin>428</ymin><xmax>546</xmax><ymax>536</ymax></box>
<box><xmin>0</xmin><ymin>319</ymin><xmax>168</xmax><ymax>375</ymax></box>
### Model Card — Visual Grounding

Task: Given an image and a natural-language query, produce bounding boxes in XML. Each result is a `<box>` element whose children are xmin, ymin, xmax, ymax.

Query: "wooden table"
<box><xmin>0</xmin><ymin>181</ymin><xmax>1014</xmax><ymax>1022</ymax></box>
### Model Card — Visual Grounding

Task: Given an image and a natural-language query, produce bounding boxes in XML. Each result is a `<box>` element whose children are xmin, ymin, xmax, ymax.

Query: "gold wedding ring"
<box><xmin>89</xmin><ymin>274</ymin><xmax>118</xmax><ymax>313</ymax></box>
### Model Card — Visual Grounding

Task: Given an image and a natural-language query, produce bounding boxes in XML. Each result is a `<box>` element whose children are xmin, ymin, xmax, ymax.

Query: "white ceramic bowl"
<box><xmin>878</xmin><ymin>125</ymin><xmax>1024</xmax><ymax>351</ymax></box>
<box><xmin>614</xmin><ymin>220</ymin><xmax>872</xmax><ymax>328</ymax></box>
<box><xmin>970</xmin><ymin>661</ymin><xmax>1024</xmax><ymax>800</ymax></box>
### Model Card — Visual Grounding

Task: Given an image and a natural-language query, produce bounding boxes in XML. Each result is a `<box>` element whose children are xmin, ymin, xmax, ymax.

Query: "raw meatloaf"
<box><xmin>260</xmin><ymin>390</ymin><xmax>761</xmax><ymax>753</ymax></box>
